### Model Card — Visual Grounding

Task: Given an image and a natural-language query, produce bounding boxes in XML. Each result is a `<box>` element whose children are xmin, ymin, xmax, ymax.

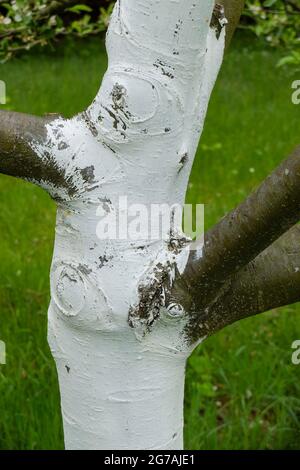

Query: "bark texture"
<box><xmin>207</xmin><ymin>225</ymin><xmax>300</xmax><ymax>334</ymax></box>
<box><xmin>220</xmin><ymin>0</ymin><xmax>245</xmax><ymax>46</ymax></box>
<box><xmin>179</xmin><ymin>146</ymin><xmax>300</xmax><ymax>343</ymax></box>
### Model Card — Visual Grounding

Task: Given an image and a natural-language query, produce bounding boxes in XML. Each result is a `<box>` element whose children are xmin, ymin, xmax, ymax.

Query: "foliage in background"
<box><xmin>244</xmin><ymin>0</ymin><xmax>300</xmax><ymax>69</ymax></box>
<box><xmin>0</xmin><ymin>0</ymin><xmax>113</xmax><ymax>61</ymax></box>
<box><xmin>0</xmin><ymin>1</ymin><xmax>299</xmax><ymax>67</ymax></box>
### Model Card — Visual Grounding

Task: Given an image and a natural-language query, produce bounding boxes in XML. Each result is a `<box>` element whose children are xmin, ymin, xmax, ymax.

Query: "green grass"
<box><xmin>0</xmin><ymin>35</ymin><xmax>300</xmax><ymax>450</ymax></box>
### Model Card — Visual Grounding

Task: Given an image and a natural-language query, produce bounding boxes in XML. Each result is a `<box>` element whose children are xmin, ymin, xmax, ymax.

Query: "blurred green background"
<box><xmin>0</xmin><ymin>1</ymin><xmax>300</xmax><ymax>451</ymax></box>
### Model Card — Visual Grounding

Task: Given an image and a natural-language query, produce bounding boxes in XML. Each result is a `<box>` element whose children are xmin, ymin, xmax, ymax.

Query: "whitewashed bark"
<box><xmin>29</xmin><ymin>0</ymin><xmax>226</xmax><ymax>450</ymax></box>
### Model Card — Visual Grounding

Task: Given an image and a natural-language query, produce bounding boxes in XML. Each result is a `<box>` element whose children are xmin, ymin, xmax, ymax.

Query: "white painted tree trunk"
<box><xmin>30</xmin><ymin>0</ymin><xmax>226</xmax><ymax>449</ymax></box>
<box><xmin>50</xmin><ymin>328</ymin><xmax>187</xmax><ymax>449</ymax></box>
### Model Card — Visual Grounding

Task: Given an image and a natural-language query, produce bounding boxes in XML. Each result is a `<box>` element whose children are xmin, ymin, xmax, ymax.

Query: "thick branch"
<box><xmin>182</xmin><ymin>146</ymin><xmax>300</xmax><ymax>307</ymax></box>
<box><xmin>189</xmin><ymin>224</ymin><xmax>300</xmax><ymax>339</ymax></box>
<box><xmin>39</xmin><ymin>0</ymin><xmax>79</xmax><ymax>17</ymax></box>
<box><xmin>171</xmin><ymin>146</ymin><xmax>300</xmax><ymax>342</ymax></box>
<box><xmin>0</xmin><ymin>110</ymin><xmax>68</xmax><ymax>193</ymax></box>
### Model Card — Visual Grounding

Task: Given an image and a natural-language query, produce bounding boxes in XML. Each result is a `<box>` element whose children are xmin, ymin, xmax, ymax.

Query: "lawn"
<box><xmin>0</xmin><ymin>34</ymin><xmax>300</xmax><ymax>450</ymax></box>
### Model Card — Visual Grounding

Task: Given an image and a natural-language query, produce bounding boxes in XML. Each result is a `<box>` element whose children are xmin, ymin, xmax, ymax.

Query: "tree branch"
<box><xmin>189</xmin><ymin>224</ymin><xmax>300</xmax><ymax>339</ymax></box>
<box><xmin>185</xmin><ymin>146</ymin><xmax>300</xmax><ymax>300</ymax></box>
<box><xmin>173</xmin><ymin>146</ymin><xmax>300</xmax><ymax>342</ymax></box>
<box><xmin>0</xmin><ymin>110</ymin><xmax>68</xmax><ymax>194</ymax></box>
<box><xmin>220</xmin><ymin>0</ymin><xmax>245</xmax><ymax>47</ymax></box>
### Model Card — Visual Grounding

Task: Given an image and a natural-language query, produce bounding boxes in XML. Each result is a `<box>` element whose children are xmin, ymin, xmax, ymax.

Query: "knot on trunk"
<box><xmin>128</xmin><ymin>235</ymin><xmax>194</xmax><ymax>350</ymax></box>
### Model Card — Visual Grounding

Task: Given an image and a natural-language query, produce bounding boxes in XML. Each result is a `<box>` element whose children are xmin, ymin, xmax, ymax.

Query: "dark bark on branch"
<box><xmin>183</xmin><ymin>147</ymin><xmax>300</xmax><ymax>302</ymax></box>
<box><xmin>220</xmin><ymin>0</ymin><xmax>245</xmax><ymax>47</ymax></box>
<box><xmin>0</xmin><ymin>111</ymin><xmax>66</xmax><ymax>191</ymax></box>
<box><xmin>186</xmin><ymin>225</ymin><xmax>300</xmax><ymax>340</ymax></box>
<box><xmin>177</xmin><ymin>146</ymin><xmax>300</xmax><ymax>342</ymax></box>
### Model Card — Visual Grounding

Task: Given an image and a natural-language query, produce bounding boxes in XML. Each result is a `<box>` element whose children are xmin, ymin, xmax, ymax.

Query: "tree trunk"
<box><xmin>49</xmin><ymin>324</ymin><xmax>188</xmax><ymax>449</ymax></box>
<box><xmin>43</xmin><ymin>0</ymin><xmax>226</xmax><ymax>449</ymax></box>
